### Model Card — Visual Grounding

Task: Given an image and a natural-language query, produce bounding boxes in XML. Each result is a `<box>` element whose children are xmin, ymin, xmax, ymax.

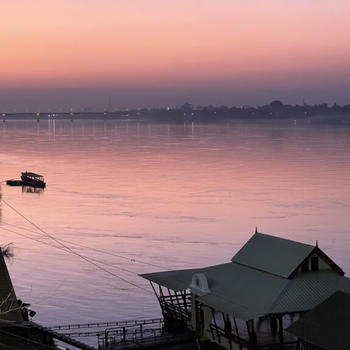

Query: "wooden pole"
<box><xmin>246</xmin><ymin>320</ymin><xmax>257</xmax><ymax>345</ymax></box>
<box><xmin>251</xmin><ymin>320</ymin><xmax>257</xmax><ymax>345</ymax></box>
<box><xmin>150</xmin><ymin>281</ymin><xmax>159</xmax><ymax>301</ymax></box>
<box><xmin>232</xmin><ymin>316</ymin><xmax>243</xmax><ymax>350</ymax></box>
<box><xmin>224</xmin><ymin>314</ymin><xmax>233</xmax><ymax>350</ymax></box>
<box><xmin>278</xmin><ymin>315</ymin><xmax>284</xmax><ymax>344</ymax></box>
<box><xmin>167</xmin><ymin>288</ymin><xmax>177</xmax><ymax>319</ymax></box>
<box><xmin>270</xmin><ymin>316</ymin><xmax>278</xmax><ymax>334</ymax></box>
<box><xmin>181</xmin><ymin>291</ymin><xmax>189</xmax><ymax>314</ymax></box>
<box><xmin>211</xmin><ymin>308</ymin><xmax>221</xmax><ymax>343</ymax></box>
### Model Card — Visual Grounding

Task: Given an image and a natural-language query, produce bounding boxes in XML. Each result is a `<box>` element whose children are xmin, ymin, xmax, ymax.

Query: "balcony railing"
<box><xmin>209</xmin><ymin>323</ymin><xmax>298</xmax><ymax>350</ymax></box>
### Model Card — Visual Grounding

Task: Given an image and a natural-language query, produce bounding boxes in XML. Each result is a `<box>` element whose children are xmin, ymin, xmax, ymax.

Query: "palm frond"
<box><xmin>1</xmin><ymin>243</ymin><xmax>15</xmax><ymax>260</ymax></box>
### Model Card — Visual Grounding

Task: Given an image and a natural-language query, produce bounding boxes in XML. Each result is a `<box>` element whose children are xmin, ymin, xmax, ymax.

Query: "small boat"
<box><xmin>21</xmin><ymin>172</ymin><xmax>46</xmax><ymax>188</ymax></box>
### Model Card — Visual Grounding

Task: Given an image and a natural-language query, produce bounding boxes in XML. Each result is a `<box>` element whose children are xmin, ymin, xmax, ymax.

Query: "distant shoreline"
<box><xmin>2</xmin><ymin>101</ymin><xmax>349</xmax><ymax>125</ymax></box>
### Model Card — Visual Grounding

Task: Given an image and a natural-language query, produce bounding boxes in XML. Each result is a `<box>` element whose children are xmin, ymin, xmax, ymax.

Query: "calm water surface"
<box><xmin>0</xmin><ymin>119</ymin><xmax>349</xmax><ymax>326</ymax></box>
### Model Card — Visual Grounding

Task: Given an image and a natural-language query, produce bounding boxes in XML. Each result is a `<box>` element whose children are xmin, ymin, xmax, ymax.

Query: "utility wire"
<box><xmin>1</xmin><ymin>227</ymin><xmax>151</xmax><ymax>310</ymax></box>
<box><xmin>0</xmin><ymin>328</ymin><xmax>58</xmax><ymax>350</ymax></box>
<box><xmin>2</xmin><ymin>219</ymin><xmax>252</xmax><ymax>326</ymax></box>
<box><xmin>1</xmin><ymin>225</ymin><xmax>149</xmax><ymax>307</ymax></box>
<box><xmin>1</xmin><ymin>193</ymin><xmax>248</xmax><ymax>326</ymax></box>
<box><xmin>1</xmin><ymin>220</ymin><xmax>167</xmax><ymax>270</ymax></box>
<box><xmin>0</xmin><ymin>226</ymin><xmax>145</xmax><ymax>276</ymax></box>
<box><xmin>0</xmin><ymin>341</ymin><xmax>18</xmax><ymax>350</ymax></box>
<box><xmin>1</xmin><ymin>199</ymin><xmax>152</xmax><ymax>294</ymax></box>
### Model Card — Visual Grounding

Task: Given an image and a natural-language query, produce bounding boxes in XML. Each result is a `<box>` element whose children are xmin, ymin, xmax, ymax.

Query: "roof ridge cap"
<box><xmin>254</xmin><ymin>232</ymin><xmax>315</xmax><ymax>248</ymax></box>
<box><xmin>231</xmin><ymin>261</ymin><xmax>288</xmax><ymax>279</ymax></box>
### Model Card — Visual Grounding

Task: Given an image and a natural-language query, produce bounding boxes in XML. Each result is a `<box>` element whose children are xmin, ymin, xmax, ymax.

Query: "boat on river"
<box><xmin>21</xmin><ymin>172</ymin><xmax>46</xmax><ymax>188</ymax></box>
<box><xmin>7</xmin><ymin>172</ymin><xmax>46</xmax><ymax>188</ymax></box>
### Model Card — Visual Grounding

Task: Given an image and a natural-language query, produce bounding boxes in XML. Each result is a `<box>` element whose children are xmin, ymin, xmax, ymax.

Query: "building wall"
<box><xmin>296</xmin><ymin>253</ymin><xmax>333</xmax><ymax>275</ymax></box>
<box><xmin>190</xmin><ymin>295</ymin><xmax>243</xmax><ymax>350</ymax></box>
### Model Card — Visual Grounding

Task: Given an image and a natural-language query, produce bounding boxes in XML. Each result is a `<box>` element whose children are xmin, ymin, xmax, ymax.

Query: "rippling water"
<box><xmin>0</xmin><ymin>119</ymin><xmax>348</xmax><ymax>326</ymax></box>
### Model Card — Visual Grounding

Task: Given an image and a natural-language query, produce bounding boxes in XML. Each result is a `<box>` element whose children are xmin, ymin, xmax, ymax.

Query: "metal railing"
<box><xmin>98</xmin><ymin>319</ymin><xmax>166</xmax><ymax>350</ymax></box>
<box><xmin>159</xmin><ymin>293</ymin><xmax>191</xmax><ymax>323</ymax></box>
<box><xmin>50</xmin><ymin>318</ymin><xmax>163</xmax><ymax>331</ymax></box>
<box><xmin>209</xmin><ymin>323</ymin><xmax>298</xmax><ymax>350</ymax></box>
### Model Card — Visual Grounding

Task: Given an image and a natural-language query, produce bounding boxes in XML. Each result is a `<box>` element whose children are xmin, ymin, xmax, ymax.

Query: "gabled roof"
<box><xmin>141</xmin><ymin>268</ymin><xmax>197</xmax><ymax>292</ymax></box>
<box><xmin>141</xmin><ymin>265</ymin><xmax>350</xmax><ymax>321</ymax></box>
<box><xmin>286</xmin><ymin>291</ymin><xmax>350</xmax><ymax>350</ymax></box>
<box><xmin>269</xmin><ymin>271</ymin><xmax>350</xmax><ymax>314</ymax></box>
<box><xmin>141</xmin><ymin>263</ymin><xmax>288</xmax><ymax>320</ymax></box>
<box><xmin>195</xmin><ymin>263</ymin><xmax>288</xmax><ymax>320</ymax></box>
<box><xmin>231</xmin><ymin>232</ymin><xmax>315</xmax><ymax>278</ymax></box>
<box><xmin>0</xmin><ymin>249</ymin><xmax>23</xmax><ymax>322</ymax></box>
<box><xmin>140</xmin><ymin>232</ymin><xmax>349</xmax><ymax>321</ymax></box>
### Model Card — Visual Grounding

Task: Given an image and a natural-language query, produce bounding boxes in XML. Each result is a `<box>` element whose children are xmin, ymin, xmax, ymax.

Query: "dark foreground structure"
<box><xmin>1</xmin><ymin>232</ymin><xmax>349</xmax><ymax>350</ymax></box>
<box><xmin>0</xmin><ymin>248</ymin><xmax>95</xmax><ymax>350</ymax></box>
<box><xmin>286</xmin><ymin>291</ymin><xmax>350</xmax><ymax>350</ymax></box>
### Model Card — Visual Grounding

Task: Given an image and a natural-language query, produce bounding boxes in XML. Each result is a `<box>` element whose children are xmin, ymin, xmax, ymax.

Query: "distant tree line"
<box><xmin>3</xmin><ymin>100</ymin><xmax>349</xmax><ymax>124</ymax></box>
<box><xmin>123</xmin><ymin>100</ymin><xmax>349</xmax><ymax>123</ymax></box>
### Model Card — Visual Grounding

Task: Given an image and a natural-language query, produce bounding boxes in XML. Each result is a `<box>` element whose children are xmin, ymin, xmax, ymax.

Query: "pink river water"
<box><xmin>0</xmin><ymin>119</ymin><xmax>348</xmax><ymax>326</ymax></box>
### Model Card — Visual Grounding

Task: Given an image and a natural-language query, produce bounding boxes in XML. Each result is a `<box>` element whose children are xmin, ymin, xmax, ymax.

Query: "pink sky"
<box><xmin>0</xmin><ymin>0</ymin><xmax>348</xmax><ymax>110</ymax></box>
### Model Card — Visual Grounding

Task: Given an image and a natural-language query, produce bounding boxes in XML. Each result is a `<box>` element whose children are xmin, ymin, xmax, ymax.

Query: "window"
<box><xmin>301</xmin><ymin>260</ymin><xmax>309</xmax><ymax>272</ymax></box>
<box><xmin>311</xmin><ymin>257</ymin><xmax>319</xmax><ymax>271</ymax></box>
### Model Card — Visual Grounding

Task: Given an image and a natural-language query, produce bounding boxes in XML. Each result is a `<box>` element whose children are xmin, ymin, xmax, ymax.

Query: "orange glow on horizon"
<box><xmin>0</xmin><ymin>0</ymin><xmax>348</xmax><ymax>89</ymax></box>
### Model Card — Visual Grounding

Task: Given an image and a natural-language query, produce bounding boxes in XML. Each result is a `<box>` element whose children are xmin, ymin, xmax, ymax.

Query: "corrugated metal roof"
<box><xmin>231</xmin><ymin>232</ymin><xmax>315</xmax><ymax>278</ymax></box>
<box><xmin>140</xmin><ymin>268</ymin><xmax>197</xmax><ymax>292</ymax></box>
<box><xmin>140</xmin><ymin>233</ymin><xmax>350</xmax><ymax>322</ymax></box>
<box><xmin>141</xmin><ymin>263</ymin><xmax>289</xmax><ymax>320</ymax></box>
<box><xmin>286</xmin><ymin>291</ymin><xmax>350</xmax><ymax>350</ymax></box>
<box><xmin>269</xmin><ymin>271</ymin><xmax>350</xmax><ymax>314</ymax></box>
<box><xmin>196</xmin><ymin>263</ymin><xmax>288</xmax><ymax>320</ymax></box>
<box><xmin>141</xmin><ymin>265</ymin><xmax>350</xmax><ymax>321</ymax></box>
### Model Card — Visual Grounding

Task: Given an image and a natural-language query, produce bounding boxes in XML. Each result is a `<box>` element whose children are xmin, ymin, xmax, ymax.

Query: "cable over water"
<box><xmin>1</xmin><ymin>198</ymin><xmax>153</xmax><ymax>294</ymax></box>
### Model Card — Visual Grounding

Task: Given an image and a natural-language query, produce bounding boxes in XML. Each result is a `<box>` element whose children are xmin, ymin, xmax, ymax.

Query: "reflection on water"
<box><xmin>21</xmin><ymin>186</ymin><xmax>44</xmax><ymax>194</ymax></box>
<box><xmin>0</xmin><ymin>119</ymin><xmax>349</xmax><ymax>326</ymax></box>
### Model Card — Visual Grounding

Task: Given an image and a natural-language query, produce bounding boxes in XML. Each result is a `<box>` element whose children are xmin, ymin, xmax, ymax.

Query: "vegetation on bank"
<box><xmin>2</xmin><ymin>100</ymin><xmax>349</xmax><ymax>124</ymax></box>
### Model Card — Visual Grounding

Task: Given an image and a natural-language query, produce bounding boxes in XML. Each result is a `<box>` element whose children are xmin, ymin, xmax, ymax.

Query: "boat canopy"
<box><xmin>22</xmin><ymin>171</ymin><xmax>44</xmax><ymax>178</ymax></box>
